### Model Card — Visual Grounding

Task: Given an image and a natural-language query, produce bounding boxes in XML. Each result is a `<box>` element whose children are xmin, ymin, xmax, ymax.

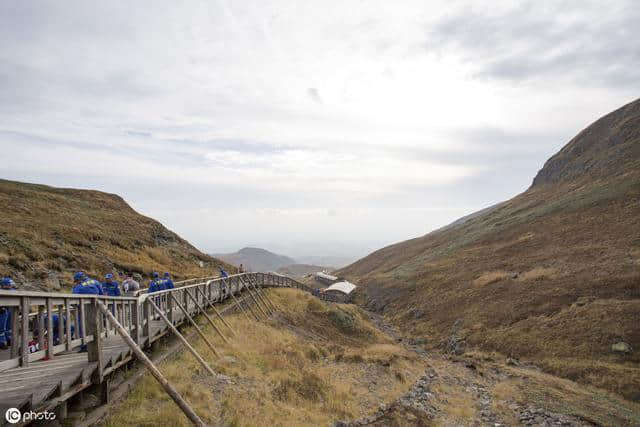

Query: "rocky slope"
<box><xmin>338</xmin><ymin>98</ymin><xmax>640</xmax><ymax>401</ymax></box>
<box><xmin>0</xmin><ymin>179</ymin><xmax>233</xmax><ymax>291</ymax></box>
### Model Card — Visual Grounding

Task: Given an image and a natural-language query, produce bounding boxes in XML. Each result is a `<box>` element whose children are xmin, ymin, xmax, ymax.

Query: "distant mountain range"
<box><xmin>212</xmin><ymin>247</ymin><xmax>297</xmax><ymax>272</ymax></box>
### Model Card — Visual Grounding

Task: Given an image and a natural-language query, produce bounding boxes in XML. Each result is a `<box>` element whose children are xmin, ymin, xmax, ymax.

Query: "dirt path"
<box><xmin>335</xmin><ymin>312</ymin><xmax>611</xmax><ymax>426</ymax></box>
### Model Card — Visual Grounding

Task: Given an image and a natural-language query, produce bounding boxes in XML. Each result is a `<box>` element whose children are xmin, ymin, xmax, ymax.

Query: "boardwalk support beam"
<box><xmin>170</xmin><ymin>293</ymin><xmax>221</xmax><ymax>358</ymax></box>
<box><xmin>147</xmin><ymin>298</ymin><xmax>216</xmax><ymax>375</ymax></box>
<box><xmin>96</xmin><ymin>301</ymin><xmax>206</xmax><ymax>427</ymax></box>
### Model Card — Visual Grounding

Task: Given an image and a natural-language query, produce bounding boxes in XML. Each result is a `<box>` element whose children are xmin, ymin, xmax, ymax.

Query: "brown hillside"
<box><xmin>0</xmin><ymin>179</ymin><xmax>233</xmax><ymax>290</ymax></box>
<box><xmin>338</xmin><ymin>98</ymin><xmax>640</xmax><ymax>401</ymax></box>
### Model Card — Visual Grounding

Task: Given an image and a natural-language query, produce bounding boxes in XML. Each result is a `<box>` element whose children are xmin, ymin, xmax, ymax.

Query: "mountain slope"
<box><xmin>0</xmin><ymin>179</ymin><xmax>233</xmax><ymax>290</ymax></box>
<box><xmin>339</xmin><ymin>98</ymin><xmax>640</xmax><ymax>400</ymax></box>
<box><xmin>214</xmin><ymin>247</ymin><xmax>297</xmax><ymax>272</ymax></box>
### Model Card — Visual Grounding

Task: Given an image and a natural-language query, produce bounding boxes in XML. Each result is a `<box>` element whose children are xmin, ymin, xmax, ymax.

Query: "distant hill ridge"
<box><xmin>0</xmin><ymin>179</ymin><xmax>233</xmax><ymax>291</ymax></box>
<box><xmin>339</xmin><ymin>98</ymin><xmax>640</xmax><ymax>400</ymax></box>
<box><xmin>213</xmin><ymin>247</ymin><xmax>297</xmax><ymax>272</ymax></box>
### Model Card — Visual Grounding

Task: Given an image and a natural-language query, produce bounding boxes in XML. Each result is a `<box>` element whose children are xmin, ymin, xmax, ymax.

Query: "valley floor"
<box><xmin>104</xmin><ymin>289</ymin><xmax>640</xmax><ymax>426</ymax></box>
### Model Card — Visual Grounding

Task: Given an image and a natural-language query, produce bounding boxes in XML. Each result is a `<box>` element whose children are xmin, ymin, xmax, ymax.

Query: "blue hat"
<box><xmin>164</xmin><ymin>272</ymin><xmax>170</xmax><ymax>277</ymax></box>
<box><xmin>152</xmin><ymin>272</ymin><xmax>159</xmax><ymax>278</ymax></box>
<box><xmin>73</xmin><ymin>271</ymin><xmax>85</xmax><ymax>281</ymax></box>
<box><xmin>1</xmin><ymin>277</ymin><xmax>14</xmax><ymax>287</ymax></box>
<box><xmin>105</xmin><ymin>273</ymin><xmax>113</xmax><ymax>279</ymax></box>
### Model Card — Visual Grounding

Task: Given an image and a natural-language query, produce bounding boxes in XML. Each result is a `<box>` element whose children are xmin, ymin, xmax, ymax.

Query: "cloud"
<box><xmin>0</xmin><ymin>0</ymin><xmax>637</xmax><ymax>257</ymax></box>
<box><xmin>307</xmin><ymin>88</ymin><xmax>323</xmax><ymax>104</ymax></box>
<box><xmin>424</xmin><ymin>1</ymin><xmax>640</xmax><ymax>88</ymax></box>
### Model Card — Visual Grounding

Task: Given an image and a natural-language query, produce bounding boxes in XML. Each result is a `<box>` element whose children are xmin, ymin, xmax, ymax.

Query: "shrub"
<box><xmin>328</xmin><ymin>309</ymin><xmax>358</xmax><ymax>334</ymax></box>
<box><xmin>273</xmin><ymin>373</ymin><xmax>329</xmax><ymax>402</ymax></box>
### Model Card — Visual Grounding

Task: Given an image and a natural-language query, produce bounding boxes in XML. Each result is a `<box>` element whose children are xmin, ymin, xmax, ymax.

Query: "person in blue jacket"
<box><xmin>219</xmin><ymin>267</ymin><xmax>229</xmax><ymax>279</ymax></box>
<box><xmin>148</xmin><ymin>272</ymin><xmax>163</xmax><ymax>293</ymax></box>
<box><xmin>103</xmin><ymin>273</ymin><xmax>121</xmax><ymax>297</ymax></box>
<box><xmin>0</xmin><ymin>277</ymin><xmax>17</xmax><ymax>349</ymax></box>
<box><xmin>72</xmin><ymin>272</ymin><xmax>103</xmax><ymax>295</ymax></box>
<box><xmin>163</xmin><ymin>272</ymin><xmax>175</xmax><ymax>290</ymax></box>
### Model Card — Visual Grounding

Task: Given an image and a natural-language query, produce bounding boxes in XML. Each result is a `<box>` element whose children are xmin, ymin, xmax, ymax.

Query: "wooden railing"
<box><xmin>0</xmin><ymin>272</ymin><xmax>310</xmax><ymax>375</ymax></box>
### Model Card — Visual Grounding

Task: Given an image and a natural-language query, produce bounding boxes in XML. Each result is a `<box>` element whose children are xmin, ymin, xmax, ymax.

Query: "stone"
<box><xmin>220</xmin><ymin>355</ymin><xmax>238</xmax><ymax>364</ymax></box>
<box><xmin>43</xmin><ymin>271</ymin><xmax>61</xmax><ymax>290</ymax></box>
<box><xmin>611</xmin><ymin>342</ymin><xmax>633</xmax><ymax>354</ymax></box>
<box><xmin>412</xmin><ymin>309</ymin><xmax>425</xmax><ymax>319</ymax></box>
<box><xmin>506</xmin><ymin>357</ymin><xmax>519</xmax><ymax>366</ymax></box>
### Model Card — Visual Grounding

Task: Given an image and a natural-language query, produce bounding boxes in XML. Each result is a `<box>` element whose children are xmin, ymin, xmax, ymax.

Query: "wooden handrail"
<box><xmin>0</xmin><ymin>272</ymin><xmax>306</xmax><ymax>372</ymax></box>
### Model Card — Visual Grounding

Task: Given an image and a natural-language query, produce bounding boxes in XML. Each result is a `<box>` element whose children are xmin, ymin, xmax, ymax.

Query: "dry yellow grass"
<box><xmin>473</xmin><ymin>271</ymin><xmax>510</xmax><ymax>287</ymax></box>
<box><xmin>517</xmin><ymin>267</ymin><xmax>557</xmax><ymax>281</ymax></box>
<box><xmin>106</xmin><ymin>289</ymin><xmax>426</xmax><ymax>426</ymax></box>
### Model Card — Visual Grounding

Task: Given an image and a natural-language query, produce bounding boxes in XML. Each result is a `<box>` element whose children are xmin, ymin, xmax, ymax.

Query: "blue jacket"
<box><xmin>103</xmin><ymin>281</ymin><xmax>121</xmax><ymax>297</ymax></box>
<box><xmin>72</xmin><ymin>278</ymin><xmax>104</xmax><ymax>295</ymax></box>
<box><xmin>219</xmin><ymin>268</ymin><xmax>228</xmax><ymax>278</ymax></box>
<box><xmin>163</xmin><ymin>278</ymin><xmax>175</xmax><ymax>290</ymax></box>
<box><xmin>148</xmin><ymin>279</ymin><xmax>164</xmax><ymax>293</ymax></box>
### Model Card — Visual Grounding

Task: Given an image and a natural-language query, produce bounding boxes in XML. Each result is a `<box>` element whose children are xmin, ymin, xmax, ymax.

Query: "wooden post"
<box><xmin>37</xmin><ymin>305</ymin><xmax>45</xmax><ymax>353</ymax></box>
<box><xmin>65</xmin><ymin>299</ymin><xmax>72</xmax><ymax>351</ymax></box>
<box><xmin>143</xmin><ymin>299</ymin><xmax>151</xmax><ymax>342</ymax></box>
<box><xmin>46</xmin><ymin>298</ymin><xmax>55</xmax><ymax>360</ymax></box>
<box><xmin>147</xmin><ymin>298</ymin><xmax>216</xmax><ymax>375</ymax></box>
<box><xmin>188</xmin><ymin>289</ymin><xmax>229</xmax><ymax>343</ymax></box>
<box><xmin>20</xmin><ymin>297</ymin><xmax>29</xmax><ymax>366</ymax></box>
<box><xmin>97</xmin><ymin>301</ymin><xmax>207</xmax><ymax>427</ymax></box>
<box><xmin>196</xmin><ymin>287</ymin><xmax>236</xmax><ymax>337</ymax></box>
<box><xmin>79</xmin><ymin>300</ymin><xmax>87</xmax><ymax>345</ymax></box>
<box><xmin>131</xmin><ymin>301</ymin><xmax>141</xmax><ymax>345</ymax></box>
<box><xmin>86</xmin><ymin>299</ymin><xmax>104</xmax><ymax>383</ymax></box>
<box><xmin>170</xmin><ymin>294</ymin><xmax>221</xmax><ymax>357</ymax></box>
<box><xmin>168</xmin><ymin>293</ymin><xmax>174</xmax><ymax>325</ymax></box>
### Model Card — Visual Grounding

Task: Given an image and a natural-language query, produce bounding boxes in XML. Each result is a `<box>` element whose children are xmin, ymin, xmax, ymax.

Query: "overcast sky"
<box><xmin>1</xmin><ymin>1</ymin><xmax>638</xmax><ymax>261</ymax></box>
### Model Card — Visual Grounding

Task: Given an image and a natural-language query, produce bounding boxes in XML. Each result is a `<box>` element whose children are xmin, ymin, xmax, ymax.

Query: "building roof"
<box><xmin>315</xmin><ymin>271</ymin><xmax>338</xmax><ymax>281</ymax></box>
<box><xmin>323</xmin><ymin>281</ymin><xmax>356</xmax><ymax>295</ymax></box>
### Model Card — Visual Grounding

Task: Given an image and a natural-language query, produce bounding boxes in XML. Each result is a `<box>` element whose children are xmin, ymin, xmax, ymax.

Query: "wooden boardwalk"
<box><xmin>0</xmin><ymin>273</ymin><xmax>310</xmax><ymax>425</ymax></box>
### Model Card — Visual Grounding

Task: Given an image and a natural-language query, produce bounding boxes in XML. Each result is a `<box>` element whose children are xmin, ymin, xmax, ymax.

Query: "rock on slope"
<box><xmin>0</xmin><ymin>179</ymin><xmax>233</xmax><ymax>291</ymax></box>
<box><xmin>338</xmin><ymin>98</ymin><xmax>640</xmax><ymax>401</ymax></box>
<box><xmin>214</xmin><ymin>247</ymin><xmax>297</xmax><ymax>272</ymax></box>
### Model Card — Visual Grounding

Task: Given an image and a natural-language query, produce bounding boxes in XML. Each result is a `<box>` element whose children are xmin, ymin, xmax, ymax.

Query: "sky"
<box><xmin>1</xmin><ymin>1</ymin><xmax>638</xmax><ymax>262</ymax></box>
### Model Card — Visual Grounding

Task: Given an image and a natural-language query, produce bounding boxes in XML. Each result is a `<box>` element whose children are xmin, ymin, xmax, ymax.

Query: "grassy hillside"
<box><xmin>0</xmin><ymin>179</ymin><xmax>233</xmax><ymax>290</ymax></box>
<box><xmin>107</xmin><ymin>288</ymin><xmax>426</xmax><ymax>426</ymax></box>
<box><xmin>107</xmin><ymin>289</ymin><xmax>639</xmax><ymax>426</ymax></box>
<box><xmin>339</xmin><ymin>98</ymin><xmax>640</xmax><ymax>401</ymax></box>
